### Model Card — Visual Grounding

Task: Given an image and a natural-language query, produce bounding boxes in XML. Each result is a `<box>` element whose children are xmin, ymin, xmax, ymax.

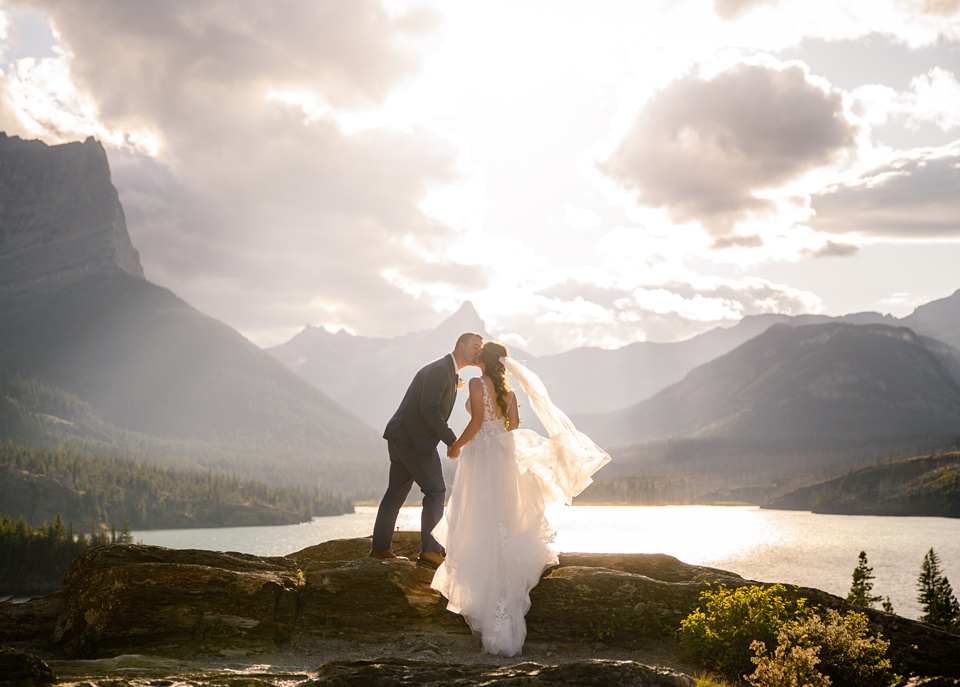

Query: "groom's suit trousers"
<box><xmin>372</xmin><ymin>439</ymin><xmax>445</xmax><ymax>552</ymax></box>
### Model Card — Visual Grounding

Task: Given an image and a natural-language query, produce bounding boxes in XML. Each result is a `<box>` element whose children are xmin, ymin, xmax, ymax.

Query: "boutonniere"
<box><xmin>457</xmin><ymin>377</ymin><xmax>464</xmax><ymax>391</ymax></box>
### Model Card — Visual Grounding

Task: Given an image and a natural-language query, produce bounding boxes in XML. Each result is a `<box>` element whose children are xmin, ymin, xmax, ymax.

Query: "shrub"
<box><xmin>748</xmin><ymin>638</ymin><xmax>830</xmax><ymax>687</ymax></box>
<box><xmin>680</xmin><ymin>584</ymin><xmax>895</xmax><ymax>686</ymax></box>
<box><xmin>748</xmin><ymin>608</ymin><xmax>896</xmax><ymax>687</ymax></box>
<box><xmin>801</xmin><ymin>609</ymin><xmax>894</xmax><ymax>686</ymax></box>
<box><xmin>678</xmin><ymin>583</ymin><xmax>809</xmax><ymax>680</ymax></box>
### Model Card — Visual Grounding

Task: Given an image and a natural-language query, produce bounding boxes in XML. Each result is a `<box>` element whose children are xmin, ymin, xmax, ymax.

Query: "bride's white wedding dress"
<box><xmin>431</xmin><ymin>359</ymin><xmax>611</xmax><ymax>657</ymax></box>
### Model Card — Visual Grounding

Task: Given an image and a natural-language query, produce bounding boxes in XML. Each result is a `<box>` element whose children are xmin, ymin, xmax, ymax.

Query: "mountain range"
<box><xmin>576</xmin><ymin>322</ymin><xmax>960</xmax><ymax>447</ymax></box>
<box><xmin>268</xmin><ymin>275</ymin><xmax>960</xmax><ymax>497</ymax></box>
<box><xmin>270</xmin><ymin>291</ymin><xmax>960</xmax><ymax>429</ymax></box>
<box><xmin>0</xmin><ymin>134</ymin><xmax>382</xmax><ymax>496</ymax></box>
<box><xmin>3</xmin><ymin>131</ymin><xmax>960</xmax><ymax>506</ymax></box>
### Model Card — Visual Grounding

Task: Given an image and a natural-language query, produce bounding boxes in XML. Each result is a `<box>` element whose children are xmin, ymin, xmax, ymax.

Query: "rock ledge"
<box><xmin>2</xmin><ymin>533</ymin><xmax>959</xmax><ymax>685</ymax></box>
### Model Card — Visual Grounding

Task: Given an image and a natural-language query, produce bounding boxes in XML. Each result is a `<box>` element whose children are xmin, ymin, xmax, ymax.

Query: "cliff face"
<box><xmin>0</xmin><ymin>133</ymin><xmax>144</xmax><ymax>292</ymax></box>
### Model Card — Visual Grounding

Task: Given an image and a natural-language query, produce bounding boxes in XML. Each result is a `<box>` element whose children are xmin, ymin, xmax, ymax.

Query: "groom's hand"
<box><xmin>447</xmin><ymin>445</ymin><xmax>460</xmax><ymax>460</ymax></box>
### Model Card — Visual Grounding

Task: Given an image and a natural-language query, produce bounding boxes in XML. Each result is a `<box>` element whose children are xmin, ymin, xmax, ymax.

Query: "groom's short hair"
<box><xmin>456</xmin><ymin>332</ymin><xmax>483</xmax><ymax>347</ymax></box>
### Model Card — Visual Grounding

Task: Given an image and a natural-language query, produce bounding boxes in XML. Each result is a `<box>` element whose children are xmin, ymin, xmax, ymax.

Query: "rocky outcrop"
<box><xmin>0</xmin><ymin>133</ymin><xmax>143</xmax><ymax>293</ymax></box>
<box><xmin>2</xmin><ymin>533</ymin><xmax>960</xmax><ymax>685</ymax></box>
<box><xmin>0</xmin><ymin>646</ymin><xmax>56</xmax><ymax>686</ymax></box>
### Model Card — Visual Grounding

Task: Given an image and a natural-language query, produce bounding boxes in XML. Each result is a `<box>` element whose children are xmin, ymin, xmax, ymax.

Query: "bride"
<box><xmin>430</xmin><ymin>340</ymin><xmax>611</xmax><ymax>656</ymax></box>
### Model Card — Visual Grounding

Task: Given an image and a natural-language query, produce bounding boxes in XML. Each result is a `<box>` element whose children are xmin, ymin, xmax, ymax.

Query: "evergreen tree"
<box><xmin>882</xmin><ymin>596</ymin><xmax>895</xmax><ymax>614</ymax></box>
<box><xmin>847</xmin><ymin>550</ymin><xmax>882</xmax><ymax>608</ymax></box>
<box><xmin>917</xmin><ymin>547</ymin><xmax>960</xmax><ymax>633</ymax></box>
<box><xmin>51</xmin><ymin>513</ymin><xmax>67</xmax><ymax>545</ymax></box>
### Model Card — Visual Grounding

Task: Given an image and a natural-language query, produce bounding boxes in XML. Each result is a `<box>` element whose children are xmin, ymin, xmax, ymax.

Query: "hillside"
<box><xmin>0</xmin><ymin>441</ymin><xmax>352</xmax><ymax>530</ymax></box>
<box><xmin>0</xmin><ymin>267</ymin><xmax>383</xmax><ymax>493</ymax></box>
<box><xmin>578</xmin><ymin>322</ymin><xmax>960</xmax><ymax>450</ymax></box>
<box><xmin>527</xmin><ymin>314</ymin><xmax>814</xmax><ymax>415</ymax></box>
<box><xmin>765</xmin><ymin>451</ymin><xmax>960</xmax><ymax>517</ymax></box>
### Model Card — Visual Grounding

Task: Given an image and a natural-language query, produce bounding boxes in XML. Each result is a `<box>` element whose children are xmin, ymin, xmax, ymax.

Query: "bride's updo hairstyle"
<box><xmin>479</xmin><ymin>341</ymin><xmax>511</xmax><ymax>418</ymax></box>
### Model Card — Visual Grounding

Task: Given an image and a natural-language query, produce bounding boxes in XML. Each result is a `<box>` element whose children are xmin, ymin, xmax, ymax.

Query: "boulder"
<box><xmin>53</xmin><ymin>544</ymin><xmax>304</xmax><ymax>657</ymax></box>
<box><xmin>0</xmin><ymin>646</ymin><xmax>57</xmax><ymax>686</ymax></box>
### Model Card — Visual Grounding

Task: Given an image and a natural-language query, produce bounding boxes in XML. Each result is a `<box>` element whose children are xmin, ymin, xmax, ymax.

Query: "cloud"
<box><xmin>900</xmin><ymin>0</ymin><xmax>960</xmax><ymax>16</ymax></box>
<box><xmin>1</xmin><ymin>0</ymin><xmax>489</xmax><ymax>343</ymax></box>
<box><xmin>853</xmin><ymin>67</ymin><xmax>960</xmax><ymax>132</ymax></box>
<box><xmin>15</xmin><ymin>0</ymin><xmax>435</xmax><ymax>117</ymax></box>
<box><xmin>906</xmin><ymin>68</ymin><xmax>960</xmax><ymax>130</ymax></box>
<box><xmin>801</xmin><ymin>240</ymin><xmax>859</xmax><ymax>258</ymax></box>
<box><xmin>714</xmin><ymin>0</ymin><xmax>778</xmax><ymax>21</ymax></box>
<box><xmin>492</xmin><ymin>275</ymin><xmax>823</xmax><ymax>354</ymax></box>
<box><xmin>599</xmin><ymin>59</ymin><xmax>859</xmax><ymax>234</ymax></box>
<box><xmin>811</xmin><ymin>145</ymin><xmax>960</xmax><ymax>238</ymax></box>
<box><xmin>712</xmin><ymin>234</ymin><xmax>764</xmax><ymax>249</ymax></box>
<box><xmin>112</xmin><ymin>115</ymin><xmax>475</xmax><ymax>342</ymax></box>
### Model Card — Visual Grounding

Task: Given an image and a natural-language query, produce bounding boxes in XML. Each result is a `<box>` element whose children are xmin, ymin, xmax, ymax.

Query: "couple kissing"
<box><xmin>370</xmin><ymin>331</ymin><xmax>611</xmax><ymax>657</ymax></box>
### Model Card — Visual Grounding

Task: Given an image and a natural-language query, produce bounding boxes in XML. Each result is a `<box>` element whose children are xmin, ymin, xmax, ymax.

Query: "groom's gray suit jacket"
<box><xmin>383</xmin><ymin>355</ymin><xmax>459</xmax><ymax>454</ymax></box>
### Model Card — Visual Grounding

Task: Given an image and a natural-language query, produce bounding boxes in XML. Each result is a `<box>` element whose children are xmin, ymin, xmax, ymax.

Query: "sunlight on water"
<box><xmin>547</xmin><ymin>504</ymin><xmax>776</xmax><ymax>560</ymax></box>
<box><xmin>136</xmin><ymin>505</ymin><xmax>960</xmax><ymax>620</ymax></box>
<box><xmin>547</xmin><ymin>505</ymin><xmax>960</xmax><ymax>620</ymax></box>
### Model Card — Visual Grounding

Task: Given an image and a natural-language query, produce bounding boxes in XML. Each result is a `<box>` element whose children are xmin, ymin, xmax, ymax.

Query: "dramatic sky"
<box><xmin>1</xmin><ymin>1</ymin><xmax>959</xmax><ymax>355</ymax></box>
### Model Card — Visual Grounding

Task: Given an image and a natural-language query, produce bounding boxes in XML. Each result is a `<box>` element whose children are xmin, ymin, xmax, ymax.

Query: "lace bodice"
<box><xmin>469</xmin><ymin>378</ymin><xmax>506</xmax><ymax>437</ymax></box>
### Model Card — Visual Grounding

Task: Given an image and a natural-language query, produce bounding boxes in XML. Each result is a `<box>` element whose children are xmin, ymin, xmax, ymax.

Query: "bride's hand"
<box><xmin>447</xmin><ymin>444</ymin><xmax>461</xmax><ymax>460</ymax></box>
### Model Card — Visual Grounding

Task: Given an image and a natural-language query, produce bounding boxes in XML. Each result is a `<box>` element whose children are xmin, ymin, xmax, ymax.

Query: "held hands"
<box><xmin>447</xmin><ymin>444</ymin><xmax>461</xmax><ymax>460</ymax></box>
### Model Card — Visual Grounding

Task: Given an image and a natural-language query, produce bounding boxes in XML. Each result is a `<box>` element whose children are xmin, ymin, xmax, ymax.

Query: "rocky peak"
<box><xmin>0</xmin><ymin>133</ymin><xmax>144</xmax><ymax>293</ymax></box>
<box><xmin>436</xmin><ymin>301</ymin><xmax>487</xmax><ymax>339</ymax></box>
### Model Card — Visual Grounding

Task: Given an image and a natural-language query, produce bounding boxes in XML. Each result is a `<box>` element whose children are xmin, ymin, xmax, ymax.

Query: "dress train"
<box><xmin>431</xmin><ymin>365</ymin><xmax>610</xmax><ymax>656</ymax></box>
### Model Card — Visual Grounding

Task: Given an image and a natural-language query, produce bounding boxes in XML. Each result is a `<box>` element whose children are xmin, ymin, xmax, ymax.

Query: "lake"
<box><xmin>134</xmin><ymin>505</ymin><xmax>960</xmax><ymax>621</ymax></box>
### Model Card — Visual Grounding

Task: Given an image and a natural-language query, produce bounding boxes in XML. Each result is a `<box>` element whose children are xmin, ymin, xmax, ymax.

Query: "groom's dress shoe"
<box><xmin>368</xmin><ymin>548</ymin><xmax>408</xmax><ymax>561</ymax></box>
<box><xmin>416</xmin><ymin>551</ymin><xmax>444</xmax><ymax>569</ymax></box>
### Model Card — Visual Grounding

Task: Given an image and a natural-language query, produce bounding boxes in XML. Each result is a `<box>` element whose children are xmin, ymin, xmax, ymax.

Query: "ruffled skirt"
<box><xmin>431</xmin><ymin>428</ymin><xmax>560</xmax><ymax>656</ymax></box>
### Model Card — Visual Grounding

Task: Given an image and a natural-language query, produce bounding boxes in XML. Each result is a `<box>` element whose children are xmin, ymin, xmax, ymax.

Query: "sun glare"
<box><xmin>395</xmin><ymin>504</ymin><xmax>778</xmax><ymax>564</ymax></box>
<box><xmin>550</xmin><ymin>505</ymin><xmax>776</xmax><ymax>564</ymax></box>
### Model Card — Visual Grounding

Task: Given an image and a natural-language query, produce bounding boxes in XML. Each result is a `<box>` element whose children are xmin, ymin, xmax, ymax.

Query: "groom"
<box><xmin>370</xmin><ymin>331</ymin><xmax>483</xmax><ymax>568</ymax></box>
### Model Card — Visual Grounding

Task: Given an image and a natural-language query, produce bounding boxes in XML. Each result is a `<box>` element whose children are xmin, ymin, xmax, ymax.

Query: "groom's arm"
<box><xmin>420</xmin><ymin>364</ymin><xmax>457</xmax><ymax>446</ymax></box>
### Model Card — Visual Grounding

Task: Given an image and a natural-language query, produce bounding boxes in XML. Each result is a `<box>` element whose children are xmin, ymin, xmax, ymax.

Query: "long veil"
<box><xmin>501</xmin><ymin>357</ymin><xmax>612</xmax><ymax>505</ymax></box>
